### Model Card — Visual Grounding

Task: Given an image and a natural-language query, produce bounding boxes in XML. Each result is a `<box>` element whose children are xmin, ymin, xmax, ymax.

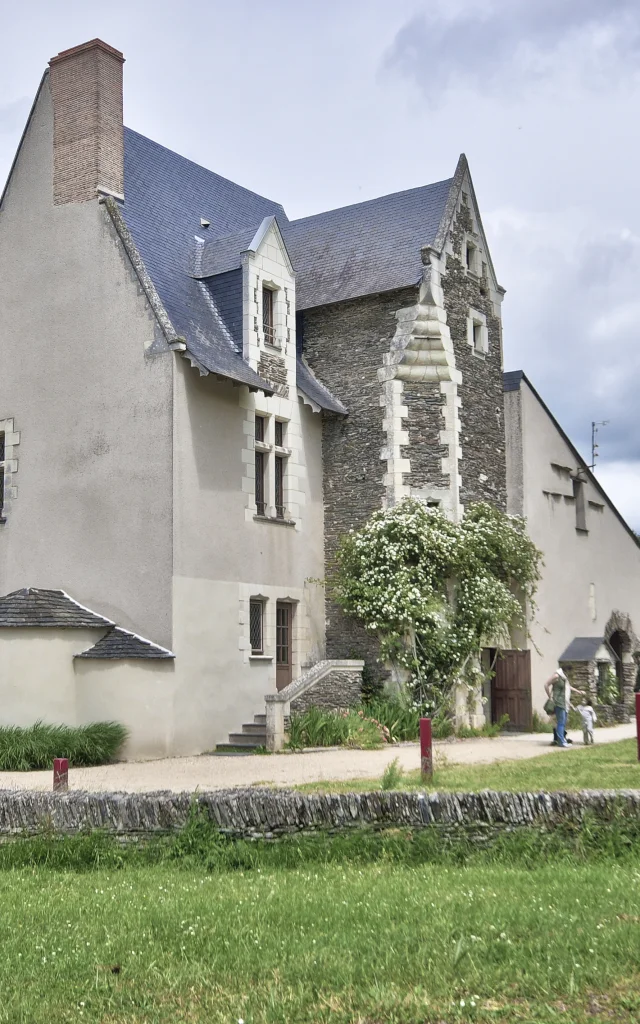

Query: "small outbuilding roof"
<box><xmin>0</xmin><ymin>588</ymin><xmax>114</xmax><ymax>629</ymax></box>
<box><xmin>559</xmin><ymin>637</ymin><xmax>613</xmax><ymax>663</ymax></box>
<box><xmin>75</xmin><ymin>626</ymin><xmax>174</xmax><ymax>660</ymax></box>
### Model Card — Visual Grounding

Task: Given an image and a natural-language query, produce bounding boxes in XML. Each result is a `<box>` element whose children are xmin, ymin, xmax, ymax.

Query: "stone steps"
<box><xmin>217</xmin><ymin>714</ymin><xmax>267</xmax><ymax>752</ymax></box>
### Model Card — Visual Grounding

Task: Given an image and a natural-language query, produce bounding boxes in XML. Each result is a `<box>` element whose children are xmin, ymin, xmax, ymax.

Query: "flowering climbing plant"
<box><xmin>333</xmin><ymin>499</ymin><xmax>542</xmax><ymax>714</ymax></box>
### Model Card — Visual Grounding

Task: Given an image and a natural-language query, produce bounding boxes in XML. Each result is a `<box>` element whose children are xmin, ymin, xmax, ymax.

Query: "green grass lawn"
<box><xmin>297</xmin><ymin>738</ymin><xmax>640</xmax><ymax>795</ymax></box>
<box><xmin>0</xmin><ymin>858</ymin><xmax>639</xmax><ymax>1023</ymax></box>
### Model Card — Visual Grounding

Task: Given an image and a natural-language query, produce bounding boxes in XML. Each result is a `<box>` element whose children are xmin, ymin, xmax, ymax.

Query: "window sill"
<box><xmin>274</xmin><ymin>445</ymin><xmax>292</xmax><ymax>457</ymax></box>
<box><xmin>249</xmin><ymin>654</ymin><xmax>273</xmax><ymax>661</ymax></box>
<box><xmin>263</xmin><ymin>340</ymin><xmax>283</xmax><ymax>353</ymax></box>
<box><xmin>255</xmin><ymin>440</ymin><xmax>271</xmax><ymax>453</ymax></box>
<box><xmin>253</xmin><ymin>514</ymin><xmax>296</xmax><ymax>528</ymax></box>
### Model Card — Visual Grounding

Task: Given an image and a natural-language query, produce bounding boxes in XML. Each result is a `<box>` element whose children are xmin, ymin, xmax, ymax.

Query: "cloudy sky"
<box><xmin>2</xmin><ymin>0</ymin><xmax>639</xmax><ymax>526</ymax></box>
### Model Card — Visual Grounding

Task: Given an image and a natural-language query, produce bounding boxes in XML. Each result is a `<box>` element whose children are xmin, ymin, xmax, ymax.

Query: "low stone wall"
<box><xmin>0</xmin><ymin>788</ymin><xmax>638</xmax><ymax>840</ymax></box>
<box><xmin>594</xmin><ymin>703</ymin><xmax>631</xmax><ymax>726</ymax></box>
<box><xmin>290</xmin><ymin>669</ymin><xmax>362</xmax><ymax>714</ymax></box>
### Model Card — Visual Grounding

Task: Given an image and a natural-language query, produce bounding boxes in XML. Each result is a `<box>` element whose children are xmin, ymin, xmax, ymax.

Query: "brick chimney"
<box><xmin>48</xmin><ymin>39</ymin><xmax>125</xmax><ymax>205</ymax></box>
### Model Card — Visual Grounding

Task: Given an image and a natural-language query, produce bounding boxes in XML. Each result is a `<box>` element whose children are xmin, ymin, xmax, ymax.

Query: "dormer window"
<box><xmin>262</xmin><ymin>286</ymin><xmax>277</xmax><ymax>346</ymax></box>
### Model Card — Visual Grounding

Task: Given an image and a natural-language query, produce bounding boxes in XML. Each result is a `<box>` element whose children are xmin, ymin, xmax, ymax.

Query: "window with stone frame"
<box><xmin>465</xmin><ymin>241</ymin><xmax>479</xmax><ymax>274</ymax></box>
<box><xmin>255</xmin><ymin>415</ymin><xmax>267</xmax><ymax>516</ymax></box>
<box><xmin>275</xmin><ymin>456</ymin><xmax>285</xmax><ymax>519</ymax></box>
<box><xmin>262</xmin><ymin>286</ymin><xmax>277</xmax><ymax>347</ymax></box>
<box><xmin>468</xmin><ymin>309</ymin><xmax>488</xmax><ymax>357</ymax></box>
<box><xmin>249</xmin><ymin>599</ymin><xmax>265</xmax><ymax>655</ymax></box>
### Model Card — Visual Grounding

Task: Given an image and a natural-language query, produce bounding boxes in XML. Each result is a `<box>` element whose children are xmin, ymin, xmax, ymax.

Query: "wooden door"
<box><xmin>491</xmin><ymin>649</ymin><xmax>532</xmax><ymax>731</ymax></box>
<box><xmin>276</xmin><ymin>602</ymin><xmax>293</xmax><ymax>691</ymax></box>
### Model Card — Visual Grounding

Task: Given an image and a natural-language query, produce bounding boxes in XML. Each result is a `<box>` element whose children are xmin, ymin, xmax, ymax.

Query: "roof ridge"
<box><xmin>289</xmin><ymin>176</ymin><xmax>454</xmax><ymax>227</ymax></box>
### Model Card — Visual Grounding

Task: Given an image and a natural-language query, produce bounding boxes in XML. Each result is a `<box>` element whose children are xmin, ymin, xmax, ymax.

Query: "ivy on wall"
<box><xmin>333</xmin><ymin>499</ymin><xmax>542</xmax><ymax>713</ymax></box>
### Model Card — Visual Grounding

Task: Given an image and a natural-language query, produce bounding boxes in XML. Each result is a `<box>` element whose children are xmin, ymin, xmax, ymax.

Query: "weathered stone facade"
<box><xmin>403</xmin><ymin>381</ymin><xmax>449</xmax><ymax>491</ymax></box>
<box><xmin>442</xmin><ymin>201</ymin><xmax>506</xmax><ymax>510</ymax></box>
<box><xmin>290</xmin><ymin>668</ymin><xmax>362</xmax><ymax>714</ymax></box>
<box><xmin>302</xmin><ymin>288</ymin><xmax>417</xmax><ymax>678</ymax></box>
<box><xmin>258</xmin><ymin>351</ymin><xmax>289</xmax><ymax>398</ymax></box>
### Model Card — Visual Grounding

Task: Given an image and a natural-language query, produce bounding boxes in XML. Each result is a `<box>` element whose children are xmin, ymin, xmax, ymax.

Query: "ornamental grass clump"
<box><xmin>334</xmin><ymin>498</ymin><xmax>542</xmax><ymax>715</ymax></box>
<box><xmin>0</xmin><ymin>721</ymin><xmax>128</xmax><ymax>771</ymax></box>
<box><xmin>287</xmin><ymin>707</ymin><xmax>390</xmax><ymax>750</ymax></box>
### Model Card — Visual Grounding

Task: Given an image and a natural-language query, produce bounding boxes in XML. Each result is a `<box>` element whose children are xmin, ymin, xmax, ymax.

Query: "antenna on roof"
<box><xmin>590</xmin><ymin>419</ymin><xmax>609</xmax><ymax>471</ymax></box>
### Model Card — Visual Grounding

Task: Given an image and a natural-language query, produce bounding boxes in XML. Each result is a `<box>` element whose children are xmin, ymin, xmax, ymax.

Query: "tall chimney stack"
<box><xmin>48</xmin><ymin>39</ymin><xmax>125</xmax><ymax>205</ymax></box>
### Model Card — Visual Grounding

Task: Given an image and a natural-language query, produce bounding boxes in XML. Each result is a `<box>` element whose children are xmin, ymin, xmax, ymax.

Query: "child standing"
<box><xmin>578</xmin><ymin>701</ymin><xmax>597</xmax><ymax>745</ymax></box>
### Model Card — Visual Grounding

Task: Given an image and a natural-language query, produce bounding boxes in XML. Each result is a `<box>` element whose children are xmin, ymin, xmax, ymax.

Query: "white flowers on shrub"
<box><xmin>334</xmin><ymin>499</ymin><xmax>541</xmax><ymax>714</ymax></box>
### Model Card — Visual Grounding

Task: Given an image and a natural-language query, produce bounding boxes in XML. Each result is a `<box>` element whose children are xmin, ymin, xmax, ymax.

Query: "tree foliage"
<box><xmin>333</xmin><ymin>499</ymin><xmax>542</xmax><ymax>713</ymax></box>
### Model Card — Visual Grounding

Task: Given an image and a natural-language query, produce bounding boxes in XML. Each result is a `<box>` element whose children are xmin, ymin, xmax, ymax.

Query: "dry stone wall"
<box><xmin>0</xmin><ymin>788</ymin><xmax>638</xmax><ymax>840</ymax></box>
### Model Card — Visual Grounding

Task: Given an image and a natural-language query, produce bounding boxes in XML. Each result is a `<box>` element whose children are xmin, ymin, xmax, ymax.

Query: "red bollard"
<box><xmin>420</xmin><ymin>718</ymin><xmax>433</xmax><ymax>780</ymax></box>
<box><xmin>636</xmin><ymin>694</ymin><xmax>640</xmax><ymax>763</ymax></box>
<box><xmin>53</xmin><ymin>758</ymin><xmax>68</xmax><ymax>793</ymax></box>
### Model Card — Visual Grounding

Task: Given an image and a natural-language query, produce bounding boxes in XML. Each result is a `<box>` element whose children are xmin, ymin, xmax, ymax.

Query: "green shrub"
<box><xmin>0</xmin><ymin>722</ymin><xmax>128</xmax><ymax>771</ymax></box>
<box><xmin>362</xmin><ymin>696</ymin><xmax>420</xmax><ymax>742</ymax></box>
<box><xmin>381</xmin><ymin>757</ymin><xmax>404</xmax><ymax>790</ymax></box>
<box><xmin>532</xmin><ymin>710</ymin><xmax>554</xmax><ymax>733</ymax></box>
<box><xmin>286</xmin><ymin>707</ymin><xmax>389</xmax><ymax>750</ymax></box>
<box><xmin>431</xmin><ymin>714</ymin><xmax>455</xmax><ymax>739</ymax></box>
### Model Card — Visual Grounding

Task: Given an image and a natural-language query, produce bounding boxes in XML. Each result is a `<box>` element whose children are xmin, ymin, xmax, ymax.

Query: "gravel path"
<box><xmin>0</xmin><ymin>722</ymin><xmax>635</xmax><ymax>793</ymax></box>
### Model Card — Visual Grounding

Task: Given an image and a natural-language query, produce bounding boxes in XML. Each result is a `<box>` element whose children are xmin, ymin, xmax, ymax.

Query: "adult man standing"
<box><xmin>544</xmin><ymin>668</ymin><xmax>584</xmax><ymax>748</ymax></box>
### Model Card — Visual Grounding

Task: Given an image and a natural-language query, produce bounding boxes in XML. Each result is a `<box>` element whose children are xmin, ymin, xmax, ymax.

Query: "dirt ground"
<box><xmin>0</xmin><ymin>722</ymin><xmax>635</xmax><ymax>793</ymax></box>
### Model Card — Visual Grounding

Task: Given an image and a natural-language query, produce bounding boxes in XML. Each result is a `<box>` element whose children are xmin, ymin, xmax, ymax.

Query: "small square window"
<box><xmin>473</xmin><ymin>323</ymin><xmax>483</xmax><ymax>353</ymax></box>
<box><xmin>465</xmin><ymin>242</ymin><xmax>478</xmax><ymax>274</ymax></box>
<box><xmin>249</xmin><ymin>599</ymin><xmax>264</xmax><ymax>654</ymax></box>
<box><xmin>255</xmin><ymin>415</ymin><xmax>265</xmax><ymax>443</ymax></box>
<box><xmin>275</xmin><ymin>420</ymin><xmax>284</xmax><ymax>447</ymax></box>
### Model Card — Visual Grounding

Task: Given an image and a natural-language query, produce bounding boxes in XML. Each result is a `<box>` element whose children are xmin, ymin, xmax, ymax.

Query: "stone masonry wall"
<box><xmin>403</xmin><ymin>381</ymin><xmax>449</xmax><ymax>491</ymax></box>
<box><xmin>442</xmin><ymin>204</ymin><xmax>506</xmax><ymax>511</ymax></box>
<box><xmin>0</xmin><ymin>789</ymin><xmax>638</xmax><ymax>841</ymax></box>
<box><xmin>301</xmin><ymin>288</ymin><xmax>418</xmax><ymax>681</ymax></box>
<box><xmin>258</xmin><ymin>351</ymin><xmax>289</xmax><ymax>398</ymax></box>
<box><xmin>290</xmin><ymin>669</ymin><xmax>362</xmax><ymax>714</ymax></box>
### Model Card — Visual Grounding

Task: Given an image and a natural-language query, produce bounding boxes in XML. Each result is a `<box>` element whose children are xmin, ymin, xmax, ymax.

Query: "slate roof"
<box><xmin>121</xmin><ymin>128</ymin><xmax>460</xmax><ymax>408</ymax></box>
<box><xmin>285</xmin><ymin>178</ymin><xmax>453</xmax><ymax>310</ymax></box>
<box><xmin>503</xmin><ymin>369</ymin><xmax>524</xmax><ymax>392</ymax></box>
<box><xmin>123</xmin><ymin>129</ymin><xmax>282</xmax><ymax>391</ymax></box>
<box><xmin>296</xmin><ymin>359</ymin><xmax>348</xmax><ymax>415</ymax></box>
<box><xmin>0</xmin><ymin>588</ymin><xmax>114</xmax><ymax>629</ymax></box>
<box><xmin>559</xmin><ymin>637</ymin><xmax>612</xmax><ymax>663</ymax></box>
<box><xmin>76</xmin><ymin>626</ymin><xmax>174</xmax><ymax>660</ymax></box>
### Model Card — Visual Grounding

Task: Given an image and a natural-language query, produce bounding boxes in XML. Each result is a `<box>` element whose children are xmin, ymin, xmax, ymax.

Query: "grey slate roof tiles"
<box><xmin>503</xmin><ymin>370</ymin><xmax>524</xmax><ymax>392</ymax></box>
<box><xmin>559</xmin><ymin>637</ymin><xmax>611</xmax><ymax>663</ymax></box>
<box><xmin>296</xmin><ymin>359</ymin><xmax>348</xmax><ymax>415</ymax></box>
<box><xmin>76</xmin><ymin>626</ymin><xmax>174</xmax><ymax>660</ymax></box>
<box><xmin>0</xmin><ymin>588</ymin><xmax>114</xmax><ymax>629</ymax></box>
<box><xmin>284</xmin><ymin>178</ymin><xmax>453</xmax><ymax>310</ymax></box>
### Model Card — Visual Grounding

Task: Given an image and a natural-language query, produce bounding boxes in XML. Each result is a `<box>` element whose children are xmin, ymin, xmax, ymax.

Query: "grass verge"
<box><xmin>0</xmin><ymin>850</ymin><xmax>638</xmax><ymax>1022</ymax></box>
<box><xmin>0</xmin><ymin>721</ymin><xmax>127</xmax><ymax>771</ymax></box>
<box><xmin>297</xmin><ymin>738</ymin><xmax>640</xmax><ymax>794</ymax></box>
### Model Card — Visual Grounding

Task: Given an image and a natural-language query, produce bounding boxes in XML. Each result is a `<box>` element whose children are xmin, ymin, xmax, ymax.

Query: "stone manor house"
<box><xmin>1</xmin><ymin>39</ymin><xmax>638</xmax><ymax>756</ymax></box>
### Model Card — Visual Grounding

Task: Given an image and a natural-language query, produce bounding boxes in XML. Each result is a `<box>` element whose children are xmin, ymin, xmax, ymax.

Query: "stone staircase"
<box><xmin>216</xmin><ymin>714</ymin><xmax>267</xmax><ymax>752</ymax></box>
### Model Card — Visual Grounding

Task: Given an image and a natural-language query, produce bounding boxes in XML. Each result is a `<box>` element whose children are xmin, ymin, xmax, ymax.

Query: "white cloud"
<box><xmin>595</xmin><ymin>461</ymin><xmax>640</xmax><ymax>532</ymax></box>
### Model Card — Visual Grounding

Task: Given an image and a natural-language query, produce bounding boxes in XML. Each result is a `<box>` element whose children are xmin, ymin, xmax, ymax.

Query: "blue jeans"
<box><xmin>555</xmin><ymin>706</ymin><xmax>567</xmax><ymax>745</ymax></box>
